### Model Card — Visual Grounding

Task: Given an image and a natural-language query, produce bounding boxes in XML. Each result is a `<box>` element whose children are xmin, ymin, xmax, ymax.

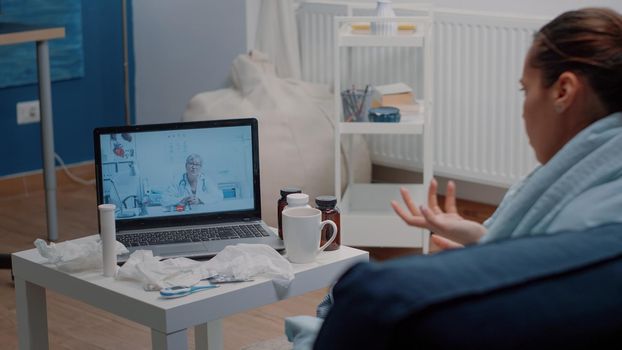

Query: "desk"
<box><xmin>12</xmin><ymin>237</ymin><xmax>368</xmax><ymax>349</ymax></box>
<box><xmin>0</xmin><ymin>23</ymin><xmax>66</xmax><ymax>242</ymax></box>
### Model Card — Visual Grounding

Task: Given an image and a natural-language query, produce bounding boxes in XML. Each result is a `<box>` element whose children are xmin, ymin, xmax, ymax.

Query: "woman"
<box><xmin>393</xmin><ymin>7</ymin><xmax>622</xmax><ymax>249</ymax></box>
<box><xmin>286</xmin><ymin>8</ymin><xmax>622</xmax><ymax>349</ymax></box>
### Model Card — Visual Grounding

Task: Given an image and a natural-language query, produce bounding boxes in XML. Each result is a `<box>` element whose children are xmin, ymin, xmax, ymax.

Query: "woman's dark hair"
<box><xmin>531</xmin><ymin>7</ymin><xmax>622</xmax><ymax>114</ymax></box>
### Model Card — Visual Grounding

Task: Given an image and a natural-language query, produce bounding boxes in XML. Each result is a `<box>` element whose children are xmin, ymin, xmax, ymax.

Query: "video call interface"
<box><xmin>98</xmin><ymin>125</ymin><xmax>255</xmax><ymax>220</ymax></box>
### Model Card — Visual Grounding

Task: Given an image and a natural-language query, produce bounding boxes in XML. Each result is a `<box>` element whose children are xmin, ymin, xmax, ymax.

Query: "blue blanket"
<box><xmin>481</xmin><ymin>112</ymin><xmax>622</xmax><ymax>243</ymax></box>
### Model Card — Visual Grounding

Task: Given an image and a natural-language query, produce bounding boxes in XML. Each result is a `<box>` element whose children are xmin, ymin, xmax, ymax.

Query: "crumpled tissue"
<box><xmin>116</xmin><ymin>244</ymin><xmax>295</xmax><ymax>295</ymax></box>
<box><xmin>34</xmin><ymin>236</ymin><xmax>129</xmax><ymax>273</ymax></box>
<box><xmin>115</xmin><ymin>250</ymin><xmax>210</xmax><ymax>291</ymax></box>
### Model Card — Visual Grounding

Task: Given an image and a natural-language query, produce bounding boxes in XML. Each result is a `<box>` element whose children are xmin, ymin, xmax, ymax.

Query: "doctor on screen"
<box><xmin>162</xmin><ymin>154</ymin><xmax>223</xmax><ymax>210</ymax></box>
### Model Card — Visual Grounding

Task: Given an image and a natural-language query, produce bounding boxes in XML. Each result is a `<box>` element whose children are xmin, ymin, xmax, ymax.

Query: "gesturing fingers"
<box><xmin>391</xmin><ymin>201</ymin><xmax>428</xmax><ymax>229</ymax></box>
<box><xmin>427</xmin><ymin>178</ymin><xmax>442</xmax><ymax>214</ymax></box>
<box><xmin>445</xmin><ymin>180</ymin><xmax>458</xmax><ymax>214</ymax></box>
<box><xmin>400</xmin><ymin>187</ymin><xmax>420</xmax><ymax>216</ymax></box>
<box><xmin>419</xmin><ymin>205</ymin><xmax>447</xmax><ymax>233</ymax></box>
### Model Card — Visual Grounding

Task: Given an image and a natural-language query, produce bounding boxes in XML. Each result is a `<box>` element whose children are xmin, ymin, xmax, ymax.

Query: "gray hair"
<box><xmin>185</xmin><ymin>153</ymin><xmax>202</xmax><ymax>165</ymax></box>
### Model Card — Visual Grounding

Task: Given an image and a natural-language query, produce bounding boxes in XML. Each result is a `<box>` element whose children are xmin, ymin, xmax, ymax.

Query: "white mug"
<box><xmin>282</xmin><ymin>207</ymin><xmax>337</xmax><ymax>263</ymax></box>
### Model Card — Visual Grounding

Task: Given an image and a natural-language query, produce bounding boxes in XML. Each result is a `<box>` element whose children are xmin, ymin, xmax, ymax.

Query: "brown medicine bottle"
<box><xmin>315</xmin><ymin>195</ymin><xmax>340</xmax><ymax>251</ymax></box>
<box><xmin>277</xmin><ymin>187</ymin><xmax>302</xmax><ymax>240</ymax></box>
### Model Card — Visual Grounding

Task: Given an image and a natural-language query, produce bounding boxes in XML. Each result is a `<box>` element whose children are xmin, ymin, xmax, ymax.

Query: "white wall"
<box><xmin>434</xmin><ymin>0</ymin><xmax>622</xmax><ymax>16</ymax></box>
<box><xmin>288</xmin><ymin>0</ymin><xmax>622</xmax><ymax>15</ymax></box>
<box><xmin>301</xmin><ymin>0</ymin><xmax>622</xmax><ymax>15</ymax></box>
<box><xmin>133</xmin><ymin>0</ymin><xmax>247</xmax><ymax>124</ymax></box>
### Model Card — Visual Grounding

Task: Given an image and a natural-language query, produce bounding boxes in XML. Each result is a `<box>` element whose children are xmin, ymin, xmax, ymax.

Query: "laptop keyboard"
<box><xmin>117</xmin><ymin>224</ymin><xmax>271</xmax><ymax>247</ymax></box>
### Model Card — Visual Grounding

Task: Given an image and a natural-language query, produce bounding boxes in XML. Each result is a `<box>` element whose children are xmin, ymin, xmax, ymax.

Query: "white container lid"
<box><xmin>287</xmin><ymin>193</ymin><xmax>309</xmax><ymax>206</ymax></box>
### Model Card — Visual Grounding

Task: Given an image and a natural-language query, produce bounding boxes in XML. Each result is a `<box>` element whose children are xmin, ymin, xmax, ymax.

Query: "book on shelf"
<box><xmin>371</xmin><ymin>83</ymin><xmax>420</xmax><ymax>117</ymax></box>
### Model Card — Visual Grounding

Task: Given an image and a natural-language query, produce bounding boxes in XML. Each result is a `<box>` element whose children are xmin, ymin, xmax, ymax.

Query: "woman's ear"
<box><xmin>552</xmin><ymin>71</ymin><xmax>580</xmax><ymax>114</ymax></box>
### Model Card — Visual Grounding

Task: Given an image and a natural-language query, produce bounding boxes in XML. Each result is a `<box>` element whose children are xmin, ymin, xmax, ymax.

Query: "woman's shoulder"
<box><xmin>549</xmin><ymin>178</ymin><xmax>622</xmax><ymax>232</ymax></box>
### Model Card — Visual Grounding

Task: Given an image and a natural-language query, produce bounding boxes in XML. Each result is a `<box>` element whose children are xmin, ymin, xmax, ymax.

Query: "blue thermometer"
<box><xmin>160</xmin><ymin>283</ymin><xmax>219</xmax><ymax>298</ymax></box>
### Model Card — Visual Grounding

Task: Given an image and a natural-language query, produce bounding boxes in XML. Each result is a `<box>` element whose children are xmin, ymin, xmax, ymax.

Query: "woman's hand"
<box><xmin>391</xmin><ymin>178</ymin><xmax>487</xmax><ymax>246</ymax></box>
<box><xmin>430</xmin><ymin>235</ymin><xmax>464</xmax><ymax>250</ymax></box>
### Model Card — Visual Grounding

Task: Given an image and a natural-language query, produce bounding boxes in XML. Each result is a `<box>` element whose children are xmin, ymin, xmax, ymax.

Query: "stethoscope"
<box><xmin>179</xmin><ymin>174</ymin><xmax>207</xmax><ymax>193</ymax></box>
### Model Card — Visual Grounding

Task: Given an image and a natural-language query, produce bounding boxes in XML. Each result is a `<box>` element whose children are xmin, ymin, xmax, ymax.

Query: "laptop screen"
<box><xmin>94</xmin><ymin>118</ymin><xmax>261</xmax><ymax>230</ymax></box>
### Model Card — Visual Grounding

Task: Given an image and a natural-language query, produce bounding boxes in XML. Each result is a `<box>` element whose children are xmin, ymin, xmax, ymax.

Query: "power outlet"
<box><xmin>17</xmin><ymin>100</ymin><xmax>41</xmax><ymax>124</ymax></box>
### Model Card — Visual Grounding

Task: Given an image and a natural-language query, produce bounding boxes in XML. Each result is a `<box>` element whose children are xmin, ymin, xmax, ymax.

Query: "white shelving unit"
<box><xmin>334</xmin><ymin>16</ymin><xmax>433</xmax><ymax>253</ymax></box>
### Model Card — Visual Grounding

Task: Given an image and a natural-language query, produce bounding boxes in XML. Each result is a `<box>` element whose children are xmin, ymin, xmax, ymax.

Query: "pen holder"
<box><xmin>341</xmin><ymin>88</ymin><xmax>373</xmax><ymax>122</ymax></box>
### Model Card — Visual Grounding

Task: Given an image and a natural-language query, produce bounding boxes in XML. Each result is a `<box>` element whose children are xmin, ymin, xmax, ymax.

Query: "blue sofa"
<box><xmin>314</xmin><ymin>223</ymin><xmax>622</xmax><ymax>349</ymax></box>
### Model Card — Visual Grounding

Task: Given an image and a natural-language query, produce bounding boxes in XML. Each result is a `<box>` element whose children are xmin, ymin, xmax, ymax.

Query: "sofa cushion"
<box><xmin>314</xmin><ymin>223</ymin><xmax>622</xmax><ymax>349</ymax></box>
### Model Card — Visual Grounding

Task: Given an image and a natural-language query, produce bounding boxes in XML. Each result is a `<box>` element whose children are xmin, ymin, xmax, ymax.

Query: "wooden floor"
<box><xmin>0</xmin><ymin>181</ymin><xmax>496</xmax><ymax>349</ymax></box>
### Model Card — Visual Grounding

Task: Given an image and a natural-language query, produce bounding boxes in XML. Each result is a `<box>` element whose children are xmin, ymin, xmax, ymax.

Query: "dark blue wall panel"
<box><xmin>0</xmin><ymin>2</ymin><xmax>132</xmax><ymax>176</ymax></box>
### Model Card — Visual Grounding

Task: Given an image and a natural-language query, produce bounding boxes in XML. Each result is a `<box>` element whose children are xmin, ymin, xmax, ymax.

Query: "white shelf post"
<box><xmin>333</xmin><ymin>15</ymin><xmax>434</xmax><ymax>252</ymax></box>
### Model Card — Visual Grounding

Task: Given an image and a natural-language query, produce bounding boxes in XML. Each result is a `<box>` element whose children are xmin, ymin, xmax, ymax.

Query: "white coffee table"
<box><xmin>12</xmin><ymin>236</ymin><xmax>368</xmax><ymax>350</ymax></box>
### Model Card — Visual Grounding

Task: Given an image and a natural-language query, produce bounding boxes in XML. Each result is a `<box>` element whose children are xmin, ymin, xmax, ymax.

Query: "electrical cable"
<box><xmin>54</xmin><ymin>153</ymin><xmax>96</xmax><ymax>185</ymax></box>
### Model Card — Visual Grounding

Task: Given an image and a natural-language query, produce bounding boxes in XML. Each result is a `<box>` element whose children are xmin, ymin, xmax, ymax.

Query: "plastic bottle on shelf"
<box><xmin>315</xmin><ymin>195</ymin><xmax>341</xmax><ymax>251</ymax></box>
<box><xmin>372</xmin><ymin>0</ymin><xmax>397</xmax><ymax>36</ymax></box>
<box><xmin>277</xmin><ymin>187</ymin><xmax>302</xmax><ymax>240</ymax></box>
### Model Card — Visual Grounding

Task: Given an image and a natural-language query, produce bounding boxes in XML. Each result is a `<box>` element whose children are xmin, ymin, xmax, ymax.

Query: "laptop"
<box><xmin>93</xmin><ymin>118</ymin><xmax>284</xmax><ymax>262</ymax></box>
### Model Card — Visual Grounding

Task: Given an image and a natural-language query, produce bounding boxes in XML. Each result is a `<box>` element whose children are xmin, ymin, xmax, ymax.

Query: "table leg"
<box><xmin>36</xmin><ymin>40</ymin><xmax>58</xmax><ymax>242</ymax></box>
<box><xmin>14</xmin><ymin>277</ymin><xmax>49</xmax><ymax>350</ymax></box>
<box><xmin>195</xmin><ymin>320</ymin><xmax>223</xmax><ymax>350</ymax></box>
<box><xmin>151</xmin><ymin>328</ymin><xmax>188</xmax><ymax>350</ymax></box>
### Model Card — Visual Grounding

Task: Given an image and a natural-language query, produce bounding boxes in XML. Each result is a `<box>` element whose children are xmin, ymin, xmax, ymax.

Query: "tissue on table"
<box><xmin>116</xmin><ymin>250</ymin><xmax>210</xmax><ymax>291</ymax></box>
<box><xmin>34</xmin><ymin>236</ymin><xmax>129</xmax><ymax>273</ymax></box>
<box><xmin>206</xmin><ymin>243</ymin><xmax>294</xmax><ymax>289</ymax></box>
<box><xmin>116</xmin><ymin>243</ymin><xmax>295</xmax><ymax>292</ymax></box>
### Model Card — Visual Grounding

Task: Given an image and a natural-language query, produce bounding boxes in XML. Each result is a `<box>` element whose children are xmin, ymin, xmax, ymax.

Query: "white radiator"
<box><xmin>297</xmin><ymin>3</ymin><xmax>547</xmax><ymax>187</ymax></box>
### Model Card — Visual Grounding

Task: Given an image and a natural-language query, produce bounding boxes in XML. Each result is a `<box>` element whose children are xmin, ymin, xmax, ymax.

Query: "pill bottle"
<box><xmin>315</xmin><ymin>195</ymin><xmax>341</xmax><ymax>251</ymax></box>
<box><xmin>285</xmin><ymin>193</ymin><xmax>311</xmax><ymax>210</ymax></box>
<box><xmin>277</xmin><ymin>187</ymin><xmax>302</xmax><ymax>240</ymax></box>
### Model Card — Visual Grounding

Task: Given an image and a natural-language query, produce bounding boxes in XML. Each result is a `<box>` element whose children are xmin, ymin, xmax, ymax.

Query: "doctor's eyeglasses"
<box><xmin>186</xmin><ymin>162</ymin><xmax>202</xmax><ymax>168</ymax></box>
